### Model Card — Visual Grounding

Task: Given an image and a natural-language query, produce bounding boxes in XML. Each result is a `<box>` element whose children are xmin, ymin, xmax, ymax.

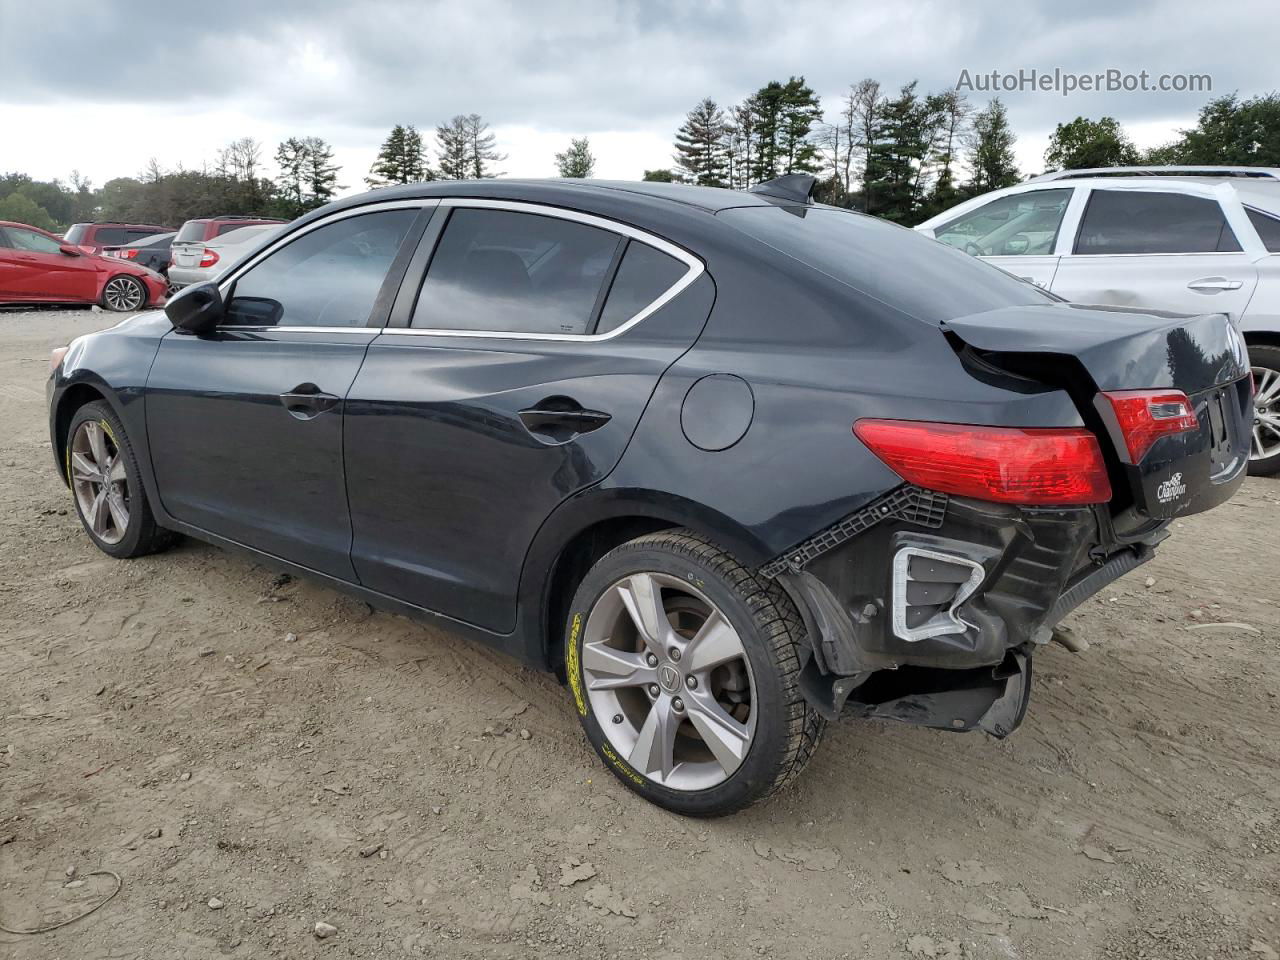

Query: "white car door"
<box><xmin>1049</xmin><ymin>186</ymin><xmax>1259</xmax><ymax>320</ymax></box>
<box><xmin>926</xmin><ymin>186</ymin><xmax>1077</xmax><ymax>290</ymax></box>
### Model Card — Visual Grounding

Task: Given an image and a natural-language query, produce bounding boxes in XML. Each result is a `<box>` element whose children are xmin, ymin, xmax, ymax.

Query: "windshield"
<box><xmin>717</xmin><ymin>206</ymin><xmax>1053</xmax><ymax>324</ymax></box>
<box><xmin>63</xmin><ymin>224</ymin><xmax>88</xmax><ymax>243</ymax></box>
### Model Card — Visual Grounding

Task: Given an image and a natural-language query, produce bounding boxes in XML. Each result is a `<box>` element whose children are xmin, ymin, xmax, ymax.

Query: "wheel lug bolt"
<box><xmin>612</xmin><ymin>714</ymin><xmax>623</xmax><ymax>724</ymax></box>
<box><xmin>669</xmin><ymin>648</ymin><xmax>681</xmax><ymax>663</ymax></box>
<box><xmin>645</xmin><ymin>653</ymin><xmax>658</xmax><ymax>667</ymax></box>
<box><xmin>685</xmin><ymin>675</ymin><xmax>697</xmax><ymax>690</ymax></box>
<box><xmin>648</xmin><ymin>684</ymin><xmax>660</xmax><ymax>697</ymax></box>
<box><xmin>672</xmin><ymin>698</ymin><xmax>684</xmax><ymax>712</ymax></box>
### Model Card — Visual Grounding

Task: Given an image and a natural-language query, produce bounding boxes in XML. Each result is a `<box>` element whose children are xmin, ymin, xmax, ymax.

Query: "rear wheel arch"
<box><xmin>532</xmin><ymin>497</ymin><xmax>773</xmax><ymax>674</ymax></box>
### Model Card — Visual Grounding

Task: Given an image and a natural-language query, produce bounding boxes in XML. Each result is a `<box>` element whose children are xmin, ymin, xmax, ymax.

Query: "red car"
<box><xmin>63</xmin><ymin>221</ymin><xmax>172</xmax><ymax>255</ymax></box>
<box><xmin>0</xmin><ymin>221</ymin><xmax>168</xmax><ymax>312</ymax></box>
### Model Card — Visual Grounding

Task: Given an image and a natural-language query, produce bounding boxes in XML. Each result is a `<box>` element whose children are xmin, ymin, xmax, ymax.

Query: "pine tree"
<box><xmin>366</xmin><ymin>124</ymin><xmax>431</xmax><ymax>187</ymax></box>
<box><xmin>966</xmin><ymin>98</ymin><xmax>1020</xmax><ymax>192</ymax></box>
<box><xmin>302</xmin><ymin>137</ymin><xmax>342</xmax><ymax>207</ymax></box>
<box><xmin>555</xmin><ymin>137</ymin><xmax>595</xmax><ymax>178</ymax></box>
<box><xmin>748</xmin><ymin>77</ymin><xmax>822</xmax><ymax>183</ymax></box>
<box><xmin>673</xmin><ymin>98</ymin><xmax>729</xmax><ymax>187</ymax></box>
<box><xmin>274</xmin><ymin>138</ymin><xmax>308</xmax><ymax>216</ymax></box>
<box><xmin>436</xmin><ymin>115</ymin><xmax>505</xmax><ymax>180</ymax></box>
<box><xmin>863</xmin><ymin>82</ymin><xmax>934</xmax><ymax>223</ymax></box>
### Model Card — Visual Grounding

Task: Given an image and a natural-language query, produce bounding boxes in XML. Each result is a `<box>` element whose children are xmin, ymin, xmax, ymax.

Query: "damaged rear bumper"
<box><xmin>766</xmin><ymin>485</ymin><xmax>1165</xmax><ymax>734</ymax></box>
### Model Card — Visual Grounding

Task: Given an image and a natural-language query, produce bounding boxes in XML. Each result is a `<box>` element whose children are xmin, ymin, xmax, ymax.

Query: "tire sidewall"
<box><xmin>566</xmin><ymin>542</ymin><xmax>794</xmax><ymax>816</ymax></box>
<box><xmin>1248</xmin><ymin>344</ymin><xmax>1280</xmax><ymax>476</ymax></box>
<box><xmin>66</xmin><ymin>402</ymin><xmax>148</xmax><ymax>558</ymax></box>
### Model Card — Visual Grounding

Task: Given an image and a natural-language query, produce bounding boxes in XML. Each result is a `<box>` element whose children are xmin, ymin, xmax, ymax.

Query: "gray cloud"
<box><xmin>1</xmin><ymin>0</ymin><xmax>1273</xmax><ymax>148</ymax></box>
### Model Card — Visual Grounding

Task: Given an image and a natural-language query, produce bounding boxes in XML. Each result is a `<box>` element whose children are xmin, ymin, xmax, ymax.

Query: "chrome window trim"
<box><xmin>206</xmin><ymin>326</ymin><xmax>378</xmax><ymax>334</ymax></box>
<box><xmin>391</xmin><ymin>197</ymin><xmax>706</xmax><ymax>343</ymax></box>
<box><xmin>212</xmin><ymin>199</ymin><xmax>439</xmax><ymax>332</ymax></box>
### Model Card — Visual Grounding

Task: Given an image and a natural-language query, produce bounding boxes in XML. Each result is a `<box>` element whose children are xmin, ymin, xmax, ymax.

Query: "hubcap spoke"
<box><xmin>582</xmin><ymin>644</ymin><xmax>657</xmax><ymax>691</ymax></box>
<box><xmin>107</xmin><ymin>458</ymin><xmax>127</xmax><ymax>483</ymax></box>
<box><xmin>615</xmin><ymin>573</ymin><xmax>673</xmax><ymax>657</ymax></box>
<box><xmin>683</xmin><ymin>609</ymin><xmax>743</xmax><ymax>674</ymax></box>
<box><xmin>684</xmin><ymin>689</ymin><xmax>751</xmax><ymax>776</ymax></box>
<box><xmin>85</xmin><ymin>421</ymin><xmax>107</xmax><ymax>466</ymax></box>
<box><xmin>1256</xmin><ymin>369</ymin><xmax>1280</xmax><ymax>404</ymax></box>
<box><xmin>629</xmin><ymin>695</ymin><xmax>680</xmax><ymax>779</ymax></box>
<box><xmin>88</xmin><ymin>489</ymin><xmax>108</xmax><ymax>535</ymax></box>
<box><xmin>105</xmin><ymin>492</ymin><xmax>129</xmax><ymax>534</ymax></box>
<box><xmin>70</xmin><ymin>452</ymin><xmax>98</xmax><ymax>482</ymax></box>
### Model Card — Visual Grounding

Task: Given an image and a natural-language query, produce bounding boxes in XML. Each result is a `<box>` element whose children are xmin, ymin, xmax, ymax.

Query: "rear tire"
<box><xmin>66</xmin><ymin>401</ymin><xmax>174</xmax><ymax>558</ymax></box>
<box><xmin>1248</xmin><ymin>344</ymin><xmax>1280</xmax><ymax>476</ymax></box>
<box><xmin>565</xmin><ymin>528</ymin><xmax>825</xmax><ymax>817</ymax></box>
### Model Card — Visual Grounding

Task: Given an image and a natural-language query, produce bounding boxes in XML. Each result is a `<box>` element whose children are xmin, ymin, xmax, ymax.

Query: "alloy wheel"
<box><xmin>103</xmin><ymin>276</ymin><xmax>145</xmax><ymax>312</ymax></box>
<box><xmin>70</xmin><ymin>420</ymin><xmax>130</xmax><ymax>545</ymax></box>
<box><xmin>581</xmin><ymin>572</ymin><xmax>756</xmax><ymax>791</ymax></box>
<box><xmin>1252</xmin><ymin>365</ymin><xmax>1280</xmax><ymax>461</ymax></box>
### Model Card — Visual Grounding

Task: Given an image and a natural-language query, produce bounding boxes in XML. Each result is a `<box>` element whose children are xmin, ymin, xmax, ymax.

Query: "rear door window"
<box><xmin>93</xmin><ymin>227</ymin><xmax>130</xmax><ymax>246</ymax></box>
<box><xmin>1246</xmin><ymin>207</ymin><xmax>1280</xmax><ymax>253</ymax></box>
<box><xmin>595</xmin><ymin>241</ymin><xmax>689</xmax><ymax>334</ymax></box>
<box><xmin>933</xmin><ymin>188</ymin><xmax>1073</xmax><ymax>256</ymax></box>
<box><xmin>1074</xmin><ymin>190</ymin><xmax>1242</xmax><ymax>254</ymax></box>
<box><xmin>225</xmin><ymin>210</ymin><xmax>416</xmax><ymax>328</ymax></box>
<box><xmin>411</xmin><ymin>208</ymin><xmax>622</xmax><ymax>336</ymax></box>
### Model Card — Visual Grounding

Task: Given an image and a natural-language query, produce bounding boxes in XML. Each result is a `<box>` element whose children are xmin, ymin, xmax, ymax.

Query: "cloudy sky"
<box><xmin>1</xmin><ymin>0</ymin><xmax>1274</xmax><ymax>195</ymax></box>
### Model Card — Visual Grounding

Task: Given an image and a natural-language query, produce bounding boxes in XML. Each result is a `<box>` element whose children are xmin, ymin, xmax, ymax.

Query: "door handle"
<box><xmin>1187</xmin><ymin>277</ymin><xmax>1243</xmax><ymax>293</ymax></box>
<box><xmin>518</xmin><ymin>397</ymin><xmax>611</xmax><ymax>441</ymax></box>
<box><xmin>280</xmin><ymin>383</ymin><xmax>340</xmax><ymax>420</ymax></box>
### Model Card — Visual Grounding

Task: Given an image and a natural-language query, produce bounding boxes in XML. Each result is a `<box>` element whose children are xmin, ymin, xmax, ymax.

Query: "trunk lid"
<box><xmin>944</xmin><ymin>302</ymin><xmax>1251</xmax><ymax>520</ymax></box>
<box><xmin>170</xmin><ymin>242</ymin><xmax>204</xmax><ymax>268</ymax></box>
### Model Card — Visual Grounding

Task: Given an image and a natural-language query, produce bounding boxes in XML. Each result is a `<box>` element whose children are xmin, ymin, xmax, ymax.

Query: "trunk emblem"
<box><xmin>1156</xmin><ymin>472</ymin><xmax>1187</xmax><ymax>504</ymax></box>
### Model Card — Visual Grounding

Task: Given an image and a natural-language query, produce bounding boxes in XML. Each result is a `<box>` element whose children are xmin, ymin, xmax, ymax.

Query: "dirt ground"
<box><xmin>1</xmin><ymin>307</ymin><xmax>1278</xmax><ymax>960</ymax></box>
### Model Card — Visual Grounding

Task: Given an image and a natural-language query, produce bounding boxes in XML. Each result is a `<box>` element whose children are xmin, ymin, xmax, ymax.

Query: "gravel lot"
<box><xmin>2</xmin><ymin>307</ymin><xmax>1279</xmax><ymax>960</ymax></box>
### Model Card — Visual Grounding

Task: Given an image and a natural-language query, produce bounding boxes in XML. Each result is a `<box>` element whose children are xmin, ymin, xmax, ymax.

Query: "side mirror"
<box><xmin>59</xmin><ymin>244</ymin><xmax>82</xmax><ymax>257</ymax></box>
<box><xmin>165</xmin><ymin>281</ymin><xmax>224</xmax><ymax>335</ymax></box>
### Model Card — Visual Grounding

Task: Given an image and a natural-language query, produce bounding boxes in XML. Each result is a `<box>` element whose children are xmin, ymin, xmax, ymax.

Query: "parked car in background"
<box><xmin>170</xmin><ymin>215</ymin><xmax>284</xmax><ymax>265</ymax></box>
<box><xmin>102</xmin><ymin>231</ymin><xmax>176</xmax><ymax>277</ymax></box>
<box><xmin>46</xmin><ymin>176</ymin><xmax>1252</xmax><ymax>815</ymax></box>
<box><xmin>916</xmin><ymin>166</ymin><xmax>1280</xmax><ymax>475</ymax></box>
<box><xmin>168</xmin><ymin>223</ymin><xmax>285</xmax><ymax>290</ymax></box>
<box><xmin>1</xmin><ymin>220</ymin><xmax>167</xmax><ymax>311</ymax></box>
<box><xmin>63</xmin><ymin>221</ymin><xmax>172</xmax><ymax>255</ymax></box>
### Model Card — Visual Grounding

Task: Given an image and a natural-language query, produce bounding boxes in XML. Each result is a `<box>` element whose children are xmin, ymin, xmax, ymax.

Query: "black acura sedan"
<box><xmin>47</xmin><ymin>175</ymin><xmax>1252</xmax><ymax>816</ymax></box>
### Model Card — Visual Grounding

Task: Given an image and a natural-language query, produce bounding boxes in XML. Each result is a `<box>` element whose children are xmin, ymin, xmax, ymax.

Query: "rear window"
<box><xmin>63</xmin><ymin>224</ymin><xmax>88</xmax><ymax>244</ymax></box>
<box><xmin>1074</xmin><ymin>190</ymin><xmax>1241</xmax><ymax>254</ymax></box>
<box><xmin>717</xmin><ymin>206</ymin><xmax>1051</xmax><ymax>324</ymax></box>
<box><xmin>1247</xmin><ymin>207</ymin><xmax>1280</xmax><ymax>253</ymax></box>
<box><xmin>175</xmin><ymin>221</ymin><xmax>208</xmax><ymax>243</ymax></box>
<box><xmin>92</xmin><ymin>227</ymin><xmax>130</xmax><ymax>246</ymax></box>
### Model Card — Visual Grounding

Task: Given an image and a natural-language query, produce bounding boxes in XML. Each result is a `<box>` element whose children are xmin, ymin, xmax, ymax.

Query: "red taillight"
<box><xmin>198</xmin><ymin>249</ymin><xmax>220</xmax><ymax>268</ymax></box>
<box><xmin>853</xmin><ymin>419</ymin><xmax>1113</xmax><ymax>506</ymax></box>
<box><xmin>1101</xmin><ymin>390</ymin><xmax>1198</xmax><ymax>463</ymax></box>
<box><xmin>123</xmin><ymin>249</ymin><xmax>139</xmax><ymax>259</ymax></box>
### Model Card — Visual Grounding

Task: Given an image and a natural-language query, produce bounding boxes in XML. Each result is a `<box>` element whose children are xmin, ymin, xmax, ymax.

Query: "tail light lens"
<box><xmin>198</xmin><ymin>249</ymin><xmax>220</xmax><ymax>268</ymax></box>
<box><xmin>853</xmin><ymin>419</ymin><xmax>1113</xmax><ymax>506</ymax></box>
<box><xmin>1101</xmin><ymin>390</ymin><xmax>1198</xmax><ymax>463</ymax></box>
<box><xmin>123</xmin><ymin>249</ymin><xmax>139</xmax><ymax>259</ymax></box>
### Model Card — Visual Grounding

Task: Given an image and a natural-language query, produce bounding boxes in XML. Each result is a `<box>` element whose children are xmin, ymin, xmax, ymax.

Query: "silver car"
<box><xmin>916</xmin><ymin>166</ymin><xmax>1280</xmax><ymax>474</ymax></box>
<box><xmin>168</xmin><ymin>224</ymin><xmax>286</xmax><ymax>290</ymax></box>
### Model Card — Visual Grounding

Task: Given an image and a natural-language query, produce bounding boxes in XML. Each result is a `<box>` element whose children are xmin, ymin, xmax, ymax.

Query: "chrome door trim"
<box><xmin>385</xmin><ymin>197</ymin><xmax>706</xmax><ymax>343</ymax></box>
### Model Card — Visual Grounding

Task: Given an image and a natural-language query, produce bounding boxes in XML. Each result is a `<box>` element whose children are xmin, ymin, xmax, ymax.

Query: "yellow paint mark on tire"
<box><xmin>566</xmin><ymin>612</ymin><xmax>587</xmax><ymax>717</ymax></box>
<box><xmin>601</xmin><ymin>741</ymin><xmax>644</xmax><ymax>785</ymax></box>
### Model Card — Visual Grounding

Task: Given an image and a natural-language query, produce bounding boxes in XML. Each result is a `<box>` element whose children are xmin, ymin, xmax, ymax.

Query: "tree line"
<box><xmin>1</xmin><ymin>89</ymin><xmax>1276</xmax><ymax>232</ymax></box>
<box><xmin>651</xmin><ymin>82</ymin><xmax>1280</xmax><ymax>224</ymax></box>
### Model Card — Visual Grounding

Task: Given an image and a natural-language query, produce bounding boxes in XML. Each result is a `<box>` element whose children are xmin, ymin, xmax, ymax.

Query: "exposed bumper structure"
<box><xmin>767</xmin><ymin>485</ymin><xmax>1166</xmax><ymax>733</ymax></box>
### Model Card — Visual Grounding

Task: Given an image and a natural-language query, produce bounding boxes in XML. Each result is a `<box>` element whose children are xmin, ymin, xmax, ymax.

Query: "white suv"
<box><xmin>916</xmin><ymin>166</ymin><xmax>1280</xmax><ymax>475</ymax></box>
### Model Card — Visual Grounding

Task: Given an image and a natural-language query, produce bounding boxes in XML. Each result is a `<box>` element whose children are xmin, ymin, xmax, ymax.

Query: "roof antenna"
<box><xmin>748</xmin><ymin>174</ymin><xmax>816</xmax><ymax>204</ymax></box>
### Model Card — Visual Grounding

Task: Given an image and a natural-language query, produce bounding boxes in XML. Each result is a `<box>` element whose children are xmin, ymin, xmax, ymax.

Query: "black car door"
<box><xmin>345</xmin><ymin>200</ymin><xmax>713</xmax><ymax>633</ymax></box>
<box><xmin>145</xmin><ymin>203</ymin><xmax>431</xmax><ymax>579</ymax></box>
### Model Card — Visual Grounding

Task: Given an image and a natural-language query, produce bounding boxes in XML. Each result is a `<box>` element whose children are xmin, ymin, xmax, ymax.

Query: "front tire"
<box><xmin>66</xmin><ymin>401</ymin><xmax>173</xmax><ymax>558</ymax></box>
<box><xmin>565</xmin><ymin>529</ymin><xmax>825</xmax><ymax>817</ymax></box>
<box><xmin>101</xmin><ymin>274</ymin><xmax>147</xmax><ymax>312</ymax></box>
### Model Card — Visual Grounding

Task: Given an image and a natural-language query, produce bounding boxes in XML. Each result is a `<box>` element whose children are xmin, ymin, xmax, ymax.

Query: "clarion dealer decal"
<box><xmin>1156</xmin><ymin>472</ymin><xmax>1187</xmax><ymax>504</ymax></box>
